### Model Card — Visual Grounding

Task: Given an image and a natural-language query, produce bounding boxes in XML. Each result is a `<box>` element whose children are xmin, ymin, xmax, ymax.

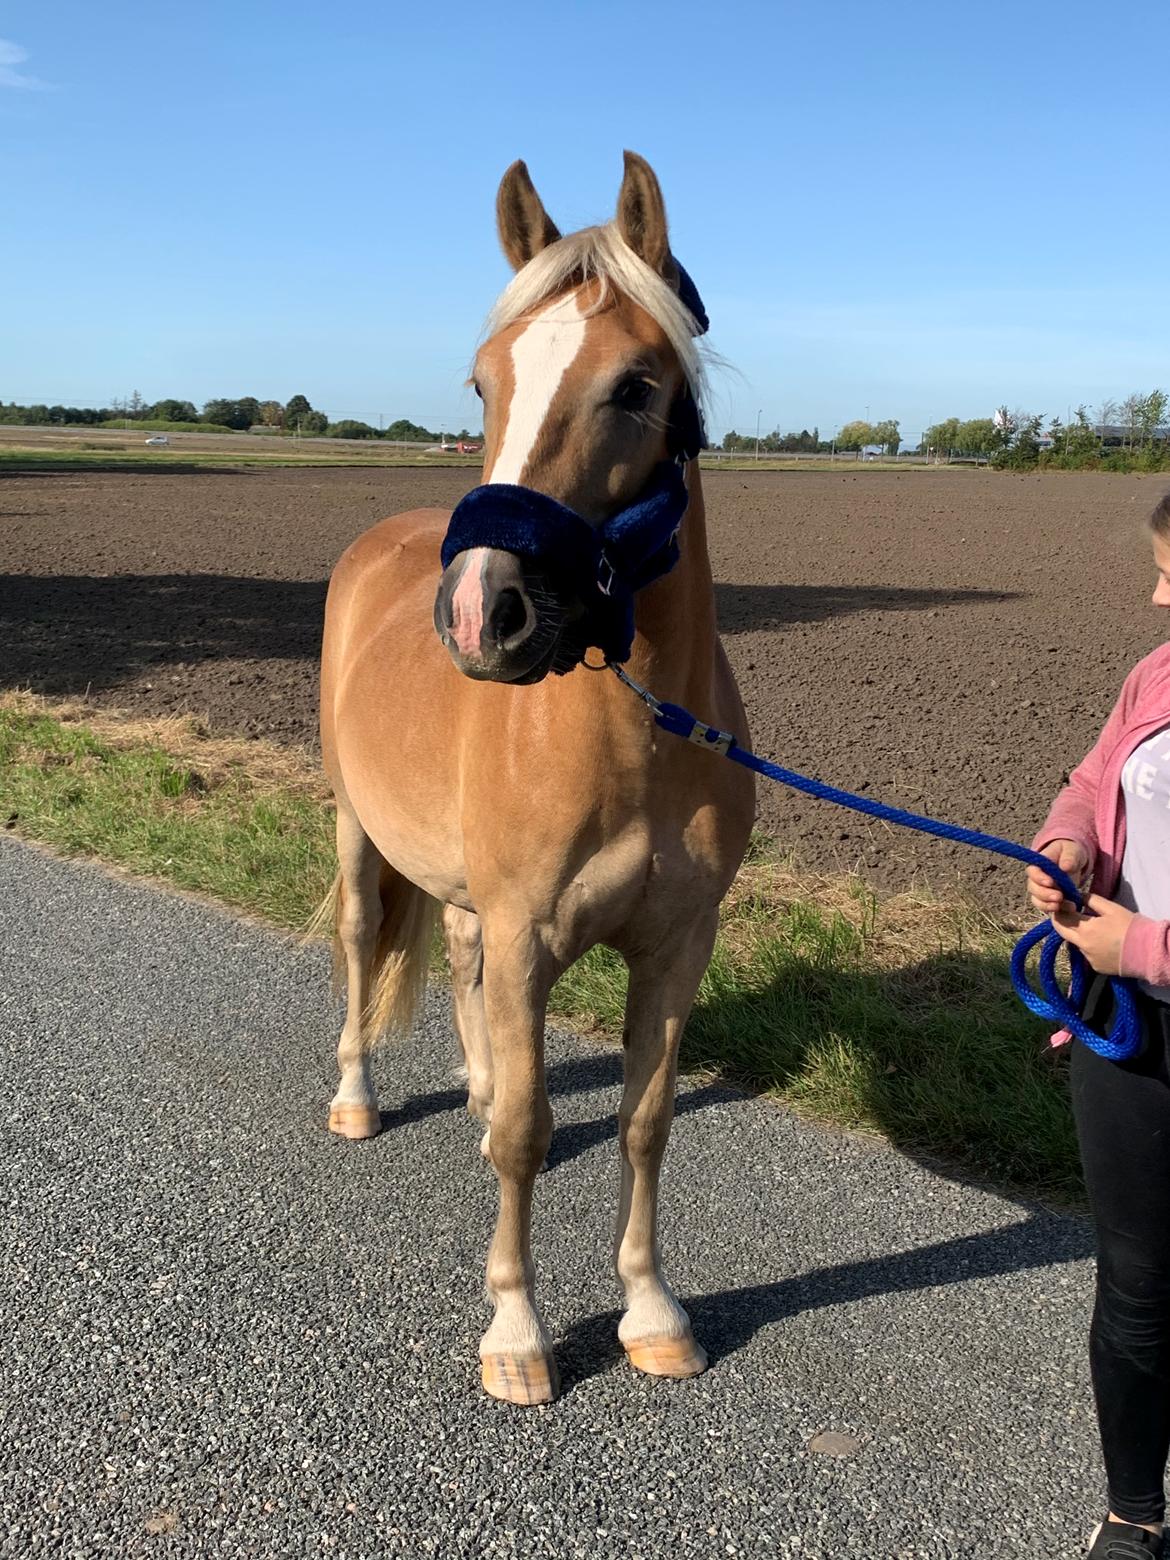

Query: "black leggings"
<box><xmin>1071</xmin><ymin>993</ymin><xmax>1170</xmax><ymax>1526</ymax></box>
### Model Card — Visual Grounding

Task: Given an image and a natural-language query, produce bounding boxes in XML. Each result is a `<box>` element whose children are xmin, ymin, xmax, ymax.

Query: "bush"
<box><xmin>101</xmin><ymin>418</ymin><xmax>239</xmax><ymax>435</ymax></box>
<box><xmin>284</xmin><ymin>408</ymin><xmax>328</xmax><ymax>434</ymax></box>
<box><xmin>149</xmin><ymin>399</ymin><xmax>198</xmax><ymax>423</ymax></box>
<box><xmin>1039</xmin><ymin>451</ymin><xmax>1103</xmax><ymax>471</ymax></box>
<box><xmin>324</xmin><ymin>420</ymin><xmax>379</xmax><ymax>440</ymax></box>
<box><xmin>991</xmin><ymin>446</ymin><xmax>1038</xmax><ymax>470</ymax></box>
<box><xmin>1096</xmin><ymin>448</ymin><xmax>1170</xmax><ymax>474</ymax></box>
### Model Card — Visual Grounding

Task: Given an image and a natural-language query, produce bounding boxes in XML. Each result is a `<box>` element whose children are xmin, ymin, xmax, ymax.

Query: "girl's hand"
<box><xmin>1026</xmin><ymin>839</ymin><xmax>1093</xmax><ymax>915</ymax></box>
<box><xmin>1052</xmin><ymin>895</ymin><xmax>1136</xmax><ymax>976</ymax></box>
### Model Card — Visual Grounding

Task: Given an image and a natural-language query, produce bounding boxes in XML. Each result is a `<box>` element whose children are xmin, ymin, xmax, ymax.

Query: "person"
<box><xmin>1028</xmin><ymin>491</ymin><xmax>1170</xmax><ymax>1558</ymax></box>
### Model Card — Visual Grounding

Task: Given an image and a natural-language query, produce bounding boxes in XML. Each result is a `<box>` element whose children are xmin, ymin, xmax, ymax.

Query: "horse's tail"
<box><xmin>363</xmin><ymin>870</ymin><xmax>439</xmax><ymax>1049</ymax></box>
<box><xmin>304</xmin><ymin>866</ymin><xmax>438</xmax><ymax>1049</ymax></box>
<box><xmin>303</xmin><ymin>871</ymin><xmax>347</xmax><ymax>993</ymax></box>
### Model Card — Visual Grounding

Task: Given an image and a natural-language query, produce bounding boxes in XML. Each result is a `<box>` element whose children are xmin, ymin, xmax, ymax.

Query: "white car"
<box><xmin>144</xmin><ymin>434</ymin><xmax>170</xmax><ymax>447</ymax></box>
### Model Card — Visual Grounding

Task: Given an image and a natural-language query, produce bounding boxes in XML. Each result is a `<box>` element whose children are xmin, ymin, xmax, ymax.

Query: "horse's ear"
<box><xmin>496</xmin><ymin>160</ymin><xmax>561</xmax><ymax>271</ymax></box>
<box><xmin>615</xmin><ymin>151</ymin><xmax>671</xmax><ymax>276</ymax></box>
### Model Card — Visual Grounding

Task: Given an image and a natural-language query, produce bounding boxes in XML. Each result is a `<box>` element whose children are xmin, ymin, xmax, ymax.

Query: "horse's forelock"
<box><xmin>482</xmin><ymin>225</ymin><xmax>706</xmax><ymax>410</ymax></box>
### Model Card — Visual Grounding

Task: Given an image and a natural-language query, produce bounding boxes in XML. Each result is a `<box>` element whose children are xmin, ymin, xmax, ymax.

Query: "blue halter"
<box><xmin>440</xmin><ymin>259</ymin><xmax>708</xmax><ymax>669</ymax></box>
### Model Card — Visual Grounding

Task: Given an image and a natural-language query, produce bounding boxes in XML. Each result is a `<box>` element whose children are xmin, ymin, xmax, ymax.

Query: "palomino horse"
<box><xmin>318</xmin><ymin>151</ymin><xmax>754</xmax><ymax>1404</ymax></box>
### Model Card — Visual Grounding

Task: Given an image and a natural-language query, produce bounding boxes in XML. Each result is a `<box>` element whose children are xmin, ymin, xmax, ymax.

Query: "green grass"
<box><xmin>0</xmin><ymin>447</ymin><xmax>484</xmax><ymax>473</ymax></box>
<box><xmin>553</xmin><ymin>859</ymin><xmax>1075</xmax><ymax>1201</ymax></box>
<box><xmin>0</xmin><ymin>705</ymin><xmax>335</xmax><ymax>927</ymax></box>
<box><xmin>0</xmin><ymin>445</ymin><xmax>963</xmax><ymax>476</ymax></box>
<box><xmin>98</xmin><ymin>418</ymin><xmax>241</xmax><ymax>434</ymax></box>
<box><xmin>701</xmin><ymin>457</ymin><xmax>941</xmax><ymax>472</ymax></box>
<box><xmin>0</xmin><ymin>700</ymin><xmax>1079</xmax><ymax>1203</ymax></box>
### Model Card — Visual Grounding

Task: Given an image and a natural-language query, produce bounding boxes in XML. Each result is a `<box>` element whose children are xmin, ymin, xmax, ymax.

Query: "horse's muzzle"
<box><xmin>434</xmin><ymin>548</ymin><xmax>563</xmax><ymax>683</ymax></box>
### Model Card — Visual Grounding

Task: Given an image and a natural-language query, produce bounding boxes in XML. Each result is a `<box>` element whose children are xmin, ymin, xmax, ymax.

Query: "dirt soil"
<box><xmin>2</xmin><ymin>465</ymin><xmax>1165</xmax><ymax>908</ymax></box>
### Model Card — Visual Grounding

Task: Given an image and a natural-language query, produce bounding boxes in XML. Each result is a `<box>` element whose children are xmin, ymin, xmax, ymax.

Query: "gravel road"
<box><xmin>1</xmin><ymin>838</ymin><xmax>1105</xmax><ymax>1557</ymax></box>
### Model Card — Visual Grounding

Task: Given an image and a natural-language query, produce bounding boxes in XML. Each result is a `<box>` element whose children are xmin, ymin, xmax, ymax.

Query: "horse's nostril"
<box><xmin>488</xmin><ymin>587</ymin><xmax>530</xmax><ymax>646</ymax></box>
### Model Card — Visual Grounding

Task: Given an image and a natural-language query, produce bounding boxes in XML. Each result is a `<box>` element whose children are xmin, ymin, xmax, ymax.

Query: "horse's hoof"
<box><xmin>327</xmin><ymin>1103</ymin><xmax>382</xmax><ymax>1140</ymax></box>
<box><xmin>623</xmin><ymin>1333</ymin><xmax>708</xmax><ymax>1379</ymax></box>
<box><xmin>481</xmin><ymin>1352</ymin><xmax>560</xmax><ymax>1406</ymax></box>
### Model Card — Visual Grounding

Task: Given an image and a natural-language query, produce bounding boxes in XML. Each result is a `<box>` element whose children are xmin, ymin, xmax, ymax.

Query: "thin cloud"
<box><xmin>0</xmin><ymin>39</ymin><xmax>47</xmax><ymax>90</ymax></box>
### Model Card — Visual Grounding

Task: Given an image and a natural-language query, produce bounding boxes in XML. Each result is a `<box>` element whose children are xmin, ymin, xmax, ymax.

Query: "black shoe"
<box><xmin>1088</xmin><ymin>1521</ymin><xmax>1165</xmax><ymax>1559</ymax></box>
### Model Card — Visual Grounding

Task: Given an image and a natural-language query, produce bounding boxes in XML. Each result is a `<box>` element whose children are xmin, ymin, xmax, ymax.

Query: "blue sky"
<box><xmin>2</xmin><ymin>1</ymin><xmax>1167</xmax><ymax>442</ymax></box>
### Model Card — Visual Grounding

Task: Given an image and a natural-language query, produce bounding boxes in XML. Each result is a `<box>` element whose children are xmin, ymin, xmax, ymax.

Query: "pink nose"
<box><xmin>449</xmin><ymin>550</ymin><xmax>488</xmax><ymax>659</ymax></box>
<box><xmin>435</xmin><ymin>546</ymin><xmax>541</xmax><ymax>681</ymax></box>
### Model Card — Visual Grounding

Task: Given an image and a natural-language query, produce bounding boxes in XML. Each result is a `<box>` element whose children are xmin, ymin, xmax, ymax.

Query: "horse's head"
<box><xmin>435</xmin><ymin>152</ymin><xmax>706</xmax><ymax>684</ymax></box>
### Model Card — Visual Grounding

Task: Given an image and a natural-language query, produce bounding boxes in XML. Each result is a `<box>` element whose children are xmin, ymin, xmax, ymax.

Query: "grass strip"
<box><xmin>0</xmin><ymin>446</ymin><xmax>960</xmax><ymax>476</ymax></box>
<box><xmin>0</xmin><ymin>695</ymin><xmax>1078</xmax><ymax>1203</ymax></box>
<box><xmin>0</xmin><ymin>698</ymin><xmax>334</xmax><ymax>927</ymax></box>
<box><xmin>0</xmin><ymin>448</ymin><xmax>483</xmax><ymax>473</ymax></box>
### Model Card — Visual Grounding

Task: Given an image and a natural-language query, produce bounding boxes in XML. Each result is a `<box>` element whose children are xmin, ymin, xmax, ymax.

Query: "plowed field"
<box><xmin>3</xmin><ymin>465</ymin><xmax>1163</xmax><ymax>906</ymax></box>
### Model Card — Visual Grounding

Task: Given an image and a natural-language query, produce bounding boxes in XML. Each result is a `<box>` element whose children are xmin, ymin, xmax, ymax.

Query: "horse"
<box><xmin>317</xmin><ymin>151</ymin><xmax>754</xmax><ymax>1405</ymax></box>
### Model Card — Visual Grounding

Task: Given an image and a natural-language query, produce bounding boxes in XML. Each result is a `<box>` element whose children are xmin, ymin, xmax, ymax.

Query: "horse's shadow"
<box><xmin>357</xmin><ymin>917</ymin><xmax>1088</xmax><ymax>1385</ymax></box>
<box><xmin>0</xmin><ymin>572</ymin><xmax>1020</xmax><ymax>701</ymax></box>
<box><xmin>371</xmin><ymin>1043</ymin><xmax>737</xmax><ymax>1167</ymax></box>
<box><xmin>543</xmin><ymin>1064</ymin><xmax>737</xmax><ymax>1171</ymax></box>
<box><xmin>373</xmin><ymin>1049</ymin><xmax>631</xmax><ymax>1140</ymax></box>
<box><xmin>714</xmin><ymin>581</ymin><xmax>1022</xmax><ymax>635</ymax></box>
<box><xmin>537</xmin><ymin>1002</ymin><xmax>1093</xmax><ymax>1390</ymax></box>
<box><xmin>555</xmin><ymin>1211</ymin><xmax>1092</xmax><ymax>1390</ymax></box>
<box><xmin>0</xmin><ymin>572</ymin><xmax>329</xmax><ymax>697</ymax></box>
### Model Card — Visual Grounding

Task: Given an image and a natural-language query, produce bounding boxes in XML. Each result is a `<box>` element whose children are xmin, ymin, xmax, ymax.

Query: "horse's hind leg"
<box><xmin>327</xmin><ymin>802</ymin><xmax>384</xmax><ymax>1141</ymax></box>
<box><xmin>614</xmin><ymin>910</ymin><xmax>718</xmax><ymax>1379</ymax></box>
<box><xmin>443</xmin><ymin>905</ymin><xmax>495</xmax><ymax>1127</ymax></box>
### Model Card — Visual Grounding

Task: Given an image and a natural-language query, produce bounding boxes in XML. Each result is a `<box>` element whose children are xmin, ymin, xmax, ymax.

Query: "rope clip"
<box><xmin>607</xmin><ymin>662</ymin><xmax>662</xmax><ymax>717</ymax></box>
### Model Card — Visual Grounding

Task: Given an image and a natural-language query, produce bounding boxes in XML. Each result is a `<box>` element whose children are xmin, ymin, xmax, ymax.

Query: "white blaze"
<box><xmin>487</xmin><ymin>291</ymin><xmax>589</xmax><ymax>485</ymax></box>
<box><xmin>449</xmin><ymin>547</ymin><xmax>489</xmax><ymax>657</ymax></box>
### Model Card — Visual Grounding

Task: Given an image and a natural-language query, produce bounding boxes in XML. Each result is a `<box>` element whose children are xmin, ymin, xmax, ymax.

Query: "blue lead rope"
<box><xmin>609</xmin><ymin>663</ymin><xmax>1143</xmax><ymax>1062</ymax></box>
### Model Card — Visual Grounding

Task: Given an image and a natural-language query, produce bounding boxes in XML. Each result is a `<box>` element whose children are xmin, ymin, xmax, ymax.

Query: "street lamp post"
<box><xmin>755</xmin><ymin>408</ymin><xmax>762</xmax><ymax>461</ymax></box>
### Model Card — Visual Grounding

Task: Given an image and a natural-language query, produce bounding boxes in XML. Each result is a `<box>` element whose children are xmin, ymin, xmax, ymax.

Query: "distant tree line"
<box><xmin>722</xmin><ymin>427</ymin><xmax>826</xmax><ymax>454</ymax></box>
<box><xmin>721</xmin><ymin>420</ymin><xmax>902</xmax><ymax>455</ymax></box>
<box><xmin>722</xmin><ymin>393</ymin><xmax>1170</xmax><ymax>472</ymax></box>
<box><xmin>0</xmin><ymin>393</ymin><xmax>482</xmax><ymax>443</ymax></box>
<box><xmin>922</xmin><ymin>393</ymin><xmax>1170</xmax><ymax>471</ymax></box>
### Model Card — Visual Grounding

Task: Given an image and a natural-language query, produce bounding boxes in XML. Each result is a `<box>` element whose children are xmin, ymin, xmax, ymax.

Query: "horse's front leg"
<box><xmin>615</xmin><ymin>910</ymin><xmax>718</xmax><ymax>1379</ymax></box>
<box><xmin>477</xmin><ymin>918</ymin><xmax>557</xmax><ymax>1405</ymax></box>
<box><xmin>443</xmin><ymin>904</ymin><xmax>495</xmax><ymax>1127</ymax></box>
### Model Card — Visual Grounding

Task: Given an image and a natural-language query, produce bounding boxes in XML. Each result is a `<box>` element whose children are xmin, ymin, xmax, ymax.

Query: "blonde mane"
<box><xmin>484</xmin><ymin>224</ymin><xmax>707</xmax><ymax>409</ymax></box>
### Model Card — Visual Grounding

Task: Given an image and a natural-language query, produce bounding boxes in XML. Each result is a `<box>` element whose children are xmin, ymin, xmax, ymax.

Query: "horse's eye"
<box><xmin>473</xmin><ymin>381</ymin><xmax>483</xmax><ymax>399</ymax></box>
<box><xmin>612</xmin><ymin>377</ymin><xmax>652</xmax><ymax>413</ymax></box>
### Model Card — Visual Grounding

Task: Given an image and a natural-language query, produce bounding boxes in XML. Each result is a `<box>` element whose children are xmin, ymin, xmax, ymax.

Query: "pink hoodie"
<box><xmin>1033</xmin><ymin>640</ymin><xmax>1170</xmax><ymax>990</ymax></box>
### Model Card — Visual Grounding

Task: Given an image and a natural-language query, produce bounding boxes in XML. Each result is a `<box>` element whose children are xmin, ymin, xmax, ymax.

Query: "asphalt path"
<box><xmin>1</xmin><ymin>838</ymin><xmax>1104</xmax><ymax>1558</ymax></box>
